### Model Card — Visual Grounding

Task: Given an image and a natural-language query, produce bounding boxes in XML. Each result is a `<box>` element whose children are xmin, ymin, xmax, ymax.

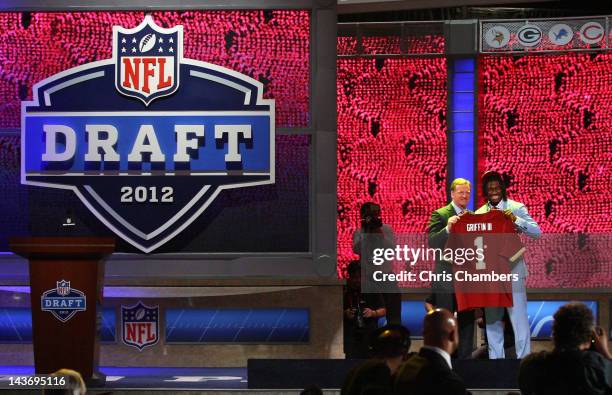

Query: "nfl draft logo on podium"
<box><xmin>41</xmin><ymin>280</ymin><xmax>87</xmax><ymax>322</ymax></box>
<box><xmin>21</xmin><ymin>16</ymin><xmax>275</xmax><ymax>252</ymax></box>
<box><xmin>122</xmin><ymin>301</ymin><xmax>159</xmax><ymax>351</ymax></box>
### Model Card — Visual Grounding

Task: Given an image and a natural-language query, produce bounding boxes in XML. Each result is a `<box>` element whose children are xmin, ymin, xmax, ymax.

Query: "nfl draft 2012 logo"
<box><xmin>22</xmin><ymin>16</ymin><xmax>275</xmax><ymax>252</ymax></box>
<box><xmin>121</xmin><ymin>301</ymin><xmax>159</xmax><ymax>351</ymax></box>
<box><xmin>41</xmin><ymin>280</ymin><xmax>87</xmax><ymax>322</ymax></box>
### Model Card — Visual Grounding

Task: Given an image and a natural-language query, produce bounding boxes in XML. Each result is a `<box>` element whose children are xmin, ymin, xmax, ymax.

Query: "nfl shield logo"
<box><xmin>57</xmin><ymin>280</ymin><xmax>70</xmax><ymax>296</ymax></box>
<box><xmin>114</xmin><ymin>16</ymin><xmax>181</xmax><ymax>105</ymax></box>
<box><xmin>122</xmin><ymin>301</ymin><xmax>159</xmax><ymax>351</ymax></box>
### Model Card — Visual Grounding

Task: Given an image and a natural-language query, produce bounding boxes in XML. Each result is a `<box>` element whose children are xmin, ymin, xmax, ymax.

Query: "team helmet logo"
<box><xmin>517</xmin><ymin>25</ymin><xmax>542</xmax><ymax>47</ymax></box>
<box><xmin>484</xmin><ymin>26</ymin><xmax>510</xmax><ymax>49</ymax></box>
<box><xmin>41</xmin><ymin>280</ymin><xmax>87</xmax><ymax>322</ymax></box>
<box><xmin>122</xmin><ymin>301</ymin><xmax>159</xmax><ymax>351</ymax></box>
<box><xmin>579</xmin><ymin>22</ymin><xmax>604</xmax><ymax>45</ymax></box>
<box><xmin>22</xmin><ymin>16</ymin><xmax>275</xmax><ymax>253</ymax></box>
<box><xmin>548</xmin><ymin>24</ymin><xmax>574</xmax><ymax>46</ymax></box>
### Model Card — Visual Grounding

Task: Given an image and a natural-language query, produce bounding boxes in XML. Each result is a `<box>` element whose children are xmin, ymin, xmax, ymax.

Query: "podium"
<box><xmin>9</xmin><ymin>237</ymin><xmax>115</xmax><ymax>383</ymax></box>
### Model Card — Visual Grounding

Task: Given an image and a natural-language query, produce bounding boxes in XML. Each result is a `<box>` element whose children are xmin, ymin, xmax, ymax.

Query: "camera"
<box><xmin>355</xmin><ymin>300</ymin><xmax>366</xmax><ymax>328</ymax></box>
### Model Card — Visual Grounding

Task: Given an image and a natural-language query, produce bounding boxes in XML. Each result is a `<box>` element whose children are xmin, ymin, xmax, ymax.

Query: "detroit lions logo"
<box><xmin>548</xmin><ymin>24</ymin><xmax>573</xmax><ymax>46</ymax></box>
<box><xmin>21</xmin><ymin>16</ymin><xmax>275</xmax><ymax>253</ymax></box>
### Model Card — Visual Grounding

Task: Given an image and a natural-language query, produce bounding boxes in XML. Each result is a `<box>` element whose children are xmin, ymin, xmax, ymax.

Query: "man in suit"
<box><xmin>427</xmin><ymin>178</ymin><xmax>475</xmax><ymax>359</ymax></box>
<box><xmin>395</xmin><ymin>308</ymin><xmax>469</xmax><ymax>395</ymax></box>
<box><xmin>475</xmin><ymin>171</ymin><xmax>541</xmax><ymax>359</ymax></box>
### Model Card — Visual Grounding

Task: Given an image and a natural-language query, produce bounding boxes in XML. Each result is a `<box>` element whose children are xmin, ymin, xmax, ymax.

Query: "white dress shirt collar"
<box><xmin>422</xmin><ymin>345</ymin><xmax>452</xmax><ymax>369</ymax></box>
<box><xmin>488</xmin><ymin>199</ymin><xmax>507</xmax><ymax>211</ymax></box>
<box><xmin>450</xmin><ymin>201</ymin><xmax>465</xmax><ymax>215</ymax></box>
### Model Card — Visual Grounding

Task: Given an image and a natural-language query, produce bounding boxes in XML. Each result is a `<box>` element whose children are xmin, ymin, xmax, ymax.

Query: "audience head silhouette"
<box><xmin>370</xmin><ymin>325</ymin><xmax>411</xmax><ymax>359</ymax></box>
<box><xmin>423</xmin><ymin>308</ymin><xmax>459</xmax><ymax>355</ymax></box>
<box><xmin>552</xmin><ymin>302</ymin><xmax>594</xmax><ymax>351</ymax></box>
<box><xmin>43</xmin><ymin>368</ymin><xmax>86</xmax><ymax>395</ymax></box>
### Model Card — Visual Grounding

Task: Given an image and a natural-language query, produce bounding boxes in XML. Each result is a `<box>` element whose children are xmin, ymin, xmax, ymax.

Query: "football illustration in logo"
<box><xmin>122</xmin><ymin>301</ymin><xmax>159</xmax><ymax>351</ymax></box>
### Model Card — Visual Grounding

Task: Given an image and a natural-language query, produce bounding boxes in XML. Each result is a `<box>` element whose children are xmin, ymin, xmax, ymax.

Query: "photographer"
<box><xmin>352</xmin><ymin>202</ymin><xmax>401</xmax><ymax>325</ymax></box>
<box><xmin>344</xmin><ymin>260</ymin><xmax>386</xmax><ymax>359</ymax></box>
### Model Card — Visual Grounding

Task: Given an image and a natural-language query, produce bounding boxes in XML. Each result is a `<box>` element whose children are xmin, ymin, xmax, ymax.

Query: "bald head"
<box><xmin>423</xmin><ymin>308</ymin><xmax>458</xmax><ymax>353</ymax></box>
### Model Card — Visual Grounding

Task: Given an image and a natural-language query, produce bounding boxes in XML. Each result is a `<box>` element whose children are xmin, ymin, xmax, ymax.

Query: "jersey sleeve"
<box><xmin>500</xmin><ymin>217</ymin><xmax>525</xmax><ymax>262</ymax></box>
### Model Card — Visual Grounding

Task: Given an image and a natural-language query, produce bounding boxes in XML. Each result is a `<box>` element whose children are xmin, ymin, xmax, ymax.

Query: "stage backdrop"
<box><xmin>337</xmin><ymin>56</ymin><xmax>447</xmax><ymax>276</ymax></box>
<box><xmin>337</xmin><ymin>36</ymin><xmax>611</xmax><ymax>288</ymax></box>
<box><xmin>479</xmin><ymin>52</ymin><xmax>612</xmax><ymax>288</ymax></box>
<box><xmin>0</xmin><ymin>11</ymin><xmax>310</xmax><ymax>253</ymax></box>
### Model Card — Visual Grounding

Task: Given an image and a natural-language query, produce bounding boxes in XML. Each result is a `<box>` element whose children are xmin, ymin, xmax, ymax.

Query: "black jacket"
<box><xmin>394</xmin><ymin>348</ymin><xmax>468</xmax><ymax>395</ymax></box>
<box><xmin>519</xmin><ymin>349</ymin><xmax>612</xmax><ymax>395</ymax></box>
<box><xmin>341</xmin><ymin>360</ymin><xmax>393</xmax><ymax>395</ymax></box>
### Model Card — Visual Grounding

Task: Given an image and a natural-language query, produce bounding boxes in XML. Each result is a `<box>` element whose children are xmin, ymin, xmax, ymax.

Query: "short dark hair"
<box><xmin>481</xmin><ymin>171</ymin><xmax>508</xmax><ymax>201</ymax></box>
<box><xmin>369</xmin><ymin>325</ymin><xmax>411</xmax><ymax>358</ymax></box>
<box><xmin>360</xmin><ymin>202</ymin><xmax>380</xmax><ymax>219</ymax></box>
<box><xmin>552</xmin><ymin>302</ymin><xmax>594</xmax><ymax>350</ymax></box>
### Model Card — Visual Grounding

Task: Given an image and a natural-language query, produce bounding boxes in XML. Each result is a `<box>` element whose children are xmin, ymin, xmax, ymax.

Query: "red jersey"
<box><xmin>446</xmin><ymin>210</ymin><xmax>525</xmax><ymax>311</ymax></box>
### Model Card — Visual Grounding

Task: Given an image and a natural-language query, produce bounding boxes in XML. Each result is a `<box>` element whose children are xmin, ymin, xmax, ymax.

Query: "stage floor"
<box><xmin>0</xmin><ymin>363</ymin><xmax>519</xmax><ymax>394</ymax></box>
<box><xmin>0</xmin><ymin>366</ymin><xmax>247</xmax><ymax>390</ymax></box>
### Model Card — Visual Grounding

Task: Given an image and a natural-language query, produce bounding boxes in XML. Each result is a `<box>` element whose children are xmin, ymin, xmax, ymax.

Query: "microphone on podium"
<box><xmin>62</xmin><ymin>210</ymin><xmax>76</xmax><ymax>228</ymax></box>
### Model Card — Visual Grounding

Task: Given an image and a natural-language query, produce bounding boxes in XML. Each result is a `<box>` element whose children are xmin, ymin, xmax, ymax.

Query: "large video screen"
<box><xmin>0</xmin><ymin>11</ymin><xmax>310</xmax><ymax>253</ymax></box>
<box><xmin>479</xmin><ymin>52</ymin><xmax>612</xmax><ymax>288</ymax></box>
<box><xmin>337</xmin><ymin>56</ymin><xmax>448</xmax><ymax>276</ymax></box>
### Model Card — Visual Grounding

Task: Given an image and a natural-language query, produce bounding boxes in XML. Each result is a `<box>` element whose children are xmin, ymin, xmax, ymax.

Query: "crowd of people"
<box><xmin>340</xmin><ymin>304</ymin><xmax>611</xmax><ymax>395</ymax></box>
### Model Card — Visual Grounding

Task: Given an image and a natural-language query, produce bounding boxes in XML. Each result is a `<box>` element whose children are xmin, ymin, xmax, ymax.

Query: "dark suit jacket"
<box><xmin>428</xmin><ymin>203</ymin><xmax>455</xmax><ymax>251</ymax></box>
<box><xmin>394</xmin><ymin>348</ymin><xmax>468</xmax><ymax>395</ymax></box>
<box><xmin>519</xmin><ymin>349</ymin><xmax>612</xmax><ymax>395</ymax></box>
<box><xmin>427</xmin><ymin>204</ymin><xmax>456</xmax><ymax>310</ymax></box>
<box><xmin>341</xmin><ymin>360</ymin><xmax>393</xmax><ymax>395</ymax></box>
